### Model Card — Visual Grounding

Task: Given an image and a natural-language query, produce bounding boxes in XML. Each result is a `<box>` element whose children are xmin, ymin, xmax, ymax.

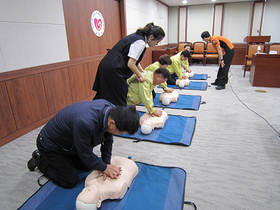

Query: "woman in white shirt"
<box><xmin>93</xmin><ymin>22</ymin><xmax>165</xmax><ymax>105</ymax></box>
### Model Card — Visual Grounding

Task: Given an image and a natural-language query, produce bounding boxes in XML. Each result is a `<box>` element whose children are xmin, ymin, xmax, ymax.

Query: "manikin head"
<box><xmin>76</xmin><ymin>185</ymin><xmax>101</xmax><ymax>210</ymax></box>
<box><xmin>140</xmin><ymin>111</ymin><xmax>168</xmax><ymax>135</ymax></box>
<box><xmin>160</xmin><ymin>91</ymin><xmax>179</xmax><ymax>106</ymax></box>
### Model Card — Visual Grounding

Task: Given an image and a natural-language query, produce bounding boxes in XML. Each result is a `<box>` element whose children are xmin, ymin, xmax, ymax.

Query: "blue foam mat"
<box><xmin>146</xmin><ymin>93</ymin><xmax>201</xmax><ymax>110</ymax></box>
<box><xmin>119</xmin><ymin>111</ymin><xmax>196</xmax><ymax>146</ymax></box>
<box><xmin>189</xmin><ymin>73</ymin><xmax>208</xmax><ymax>80</ymax></box>
<box><xmin>19</xmin><ymin>162</ymin><xmax>186</xmax><ymax>210</ymax></box>
<box><xmin>159</xmin><ymin>81</ymin><xmax>208</xmax><ymax>90</ymax></box>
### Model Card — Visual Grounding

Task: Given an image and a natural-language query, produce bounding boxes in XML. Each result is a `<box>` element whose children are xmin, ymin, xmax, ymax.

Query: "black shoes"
<box><xmin>216</xmin><ymin>85</ymin><xmax>225</xmax><ymax>90</ymax></box>
<box><xmin>27</xmin><ymin>149</ymin><xmax>41</xmax><ymax>171</ymax></box>
<box><xmin>211</xmin><ymin>82</ymin><xmax>219</xmax><ymax>86</ymax></box>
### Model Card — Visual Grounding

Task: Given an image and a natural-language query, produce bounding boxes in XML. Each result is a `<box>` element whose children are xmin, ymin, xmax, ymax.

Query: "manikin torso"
<box><xmin>76</xmin><ymin>156</ymin><xmax>138</xmax><ymax>210</ymax></box>
<box><xmin>139</xmin><ymin>110</ymin><xmax>168</xmax><ymax>135</ymax></box>
<box><xmin>159</xmin><ymin>91</ymin><xmax>179</xmax><ymax>103</ymax></box>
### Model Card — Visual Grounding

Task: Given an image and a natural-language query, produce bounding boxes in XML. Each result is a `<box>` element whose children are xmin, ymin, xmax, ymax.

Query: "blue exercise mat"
<box><xmin>119</xmin><ymin>111</ymin><xmax>196</xmax><ymax>146</ymax></box>
<box><xmin>159</xmin><ymin>81</ymin><xmax>208</xmax><ymax>90</ymax></box>
<box><xmin>189</xmin><ymin>73</ymin><xmax>208</xmax><ymax>80</ymax></box>
<box><xmin>19</xmin><ymin>162</ymin><xmax>186</xmax><ymax>210</ymax></box>
<box><xmin>146</xmin><ymin>93</ymin><xmax>201</xmax><ymax>110</ymax></box>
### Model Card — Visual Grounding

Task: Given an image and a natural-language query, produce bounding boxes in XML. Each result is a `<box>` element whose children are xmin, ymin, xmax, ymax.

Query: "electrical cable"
<box><xmin>184</xmin><ymin>201</ymin><xmax>197</xmax><ymax>210</ymax></box>
<box><xmin>228</xmin><ymin>72</ymin><xmax>280</xmax><ymax>136</ymax></box>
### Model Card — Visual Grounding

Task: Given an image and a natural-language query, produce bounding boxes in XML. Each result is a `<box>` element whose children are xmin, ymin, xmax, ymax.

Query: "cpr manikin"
<box><xmin>140</xmin><ymin>110</ymin><xmax>168</xmax><ymax>135</ymax></box>
<box><xmin>159</xmin><ymin>90</ymin><xmax>179</xmax><ymax>106</ymax></box>
<box><xmin>176</xmin><ymin>77</ymin><xmax>190</xmax><ymax>88</ymax></box>
<box><xmin>176</xmin><ymin>71</ymin><xmax>194</xmax><ymax>88</ymax></box>
<box><xmin>76</xmin><ymin>156</ymin><xmax>138</xmax><ymax>210</ymax></box>
<box><xmin>183</xmin><ymin>70</ymin><xmax>194</xmax><ymax>78</ymax></box>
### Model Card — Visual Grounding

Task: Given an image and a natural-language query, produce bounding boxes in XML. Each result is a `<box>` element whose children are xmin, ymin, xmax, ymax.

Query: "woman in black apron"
<box><xmin>93</xmin><ymin>22</ymin><xmax>165</xmax><ymax>105</ymax></box>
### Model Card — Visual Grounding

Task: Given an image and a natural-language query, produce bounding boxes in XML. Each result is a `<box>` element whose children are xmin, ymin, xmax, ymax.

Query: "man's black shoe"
<box><xmin>211</xmin><ymin>82</ymin><xmax>219</xmax><ymax>86</ymax></box>
<box><xmin>32</xmin><ymin>149</ymin><xmax>41</xmax><ymax>159</ymax></box>
<box><xmin>27</xmin><ymin>149</ymin><xmax>41</xmax><ymax>171</ymax></box>
<box><xmin>216</xmin><ymin>85</ymin><xmax>225</xmax><ymax>90</ymax></box>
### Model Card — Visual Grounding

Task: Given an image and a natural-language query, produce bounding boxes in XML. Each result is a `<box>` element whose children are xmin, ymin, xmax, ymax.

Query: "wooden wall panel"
<box><xmin>63</xmin><ymin>0</ymin><xmax>122</xmax><ymax>59</ymax></box>
<box><xmin>0</xmin><ymin>82</ymin><xmax>17</xmax><ymax>138</ymax></box>
<box><xmin>42</xmin><ymin>68</ymin><xmax>73</xmax><ymax>114</ymax></box>
<box><xmin>69</xmin><ymin>64</ymin><xmax>93</xmax><ymax>102</ymax></box>
<box><xmin>141</xmin><ymin>47</ymin><xmax>155</xmax><ymax>69</ymax></box>
<box><xmin>0</xmin><ymin>55</ymin><xmax>104</xmax><ymax>146</ymax></box>
<box><xmin>6</xmin><ymin>79</ymin><xmax>33</xmax><ymax>129</ymax></box>
<box><xmin>24</xmin><ymin>74</ymin><xmax>49</xmax><ymax>122</ymax></box>
<box><xmin>6</xmin><ymin>74</ymin><xmax>49</xmax><ymax>130</ymax></box>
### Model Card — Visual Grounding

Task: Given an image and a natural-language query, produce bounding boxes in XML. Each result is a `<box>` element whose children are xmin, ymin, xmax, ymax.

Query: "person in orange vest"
<box><xmin>201</xmin><ymin>31</ymin><xmax>235</xmax><ymax>90</ymax></box>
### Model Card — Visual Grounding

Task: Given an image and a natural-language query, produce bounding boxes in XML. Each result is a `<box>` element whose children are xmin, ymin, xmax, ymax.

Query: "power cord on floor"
<box><xmin>184</xmin><ymin>201</ymin><xmax>197</xmax><ymax>209</ymax></box>
<box><xmin>228</xmin><ymin>73</ymin><xmax>280</xmax><ymax>136</ymax></box>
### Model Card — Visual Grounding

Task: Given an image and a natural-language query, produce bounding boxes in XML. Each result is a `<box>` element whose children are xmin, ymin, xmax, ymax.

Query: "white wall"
<box><xmin>1</xmin><ymin>0</ymin><xmax>279</xmax><ymax>73</ymax></box>
<box><xmin>0</xmin><ymin>0</ymin><xmax>69</xmax><ymax>73</ymax></box>
<box><xmin>125</xmin><ymin>0</ymin><xmax>169</xmax><ymax>45</ymax></box>
<box><xmin>168</xmin><ymin>7</ymin><xmax>179</xmax><ymax>44</ymax></box>
<box><xmin>262</xmin><ymin>0</ymin><xmax>280</xmax><ymax>43</ymax></box>
<box><xmin>222</xmin><ymin>2</ymin><xmax>252</xmax><ymax>43</ymax></box>
<box><xmin>168</xmin><ymin>1</ymin><xmax>280</xmax><ymax>44</ymax></box>
<box><xmin>187</xmin><ymin>4</ymin><xmax>213</xmax><ymax>42</ymax></box>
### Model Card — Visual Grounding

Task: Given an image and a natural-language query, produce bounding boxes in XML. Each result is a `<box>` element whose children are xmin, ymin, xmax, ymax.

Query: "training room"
<box><xmin>1</xmin><ymin>0</ymin><xmax>280</xmax><ymax>209</ymax></box>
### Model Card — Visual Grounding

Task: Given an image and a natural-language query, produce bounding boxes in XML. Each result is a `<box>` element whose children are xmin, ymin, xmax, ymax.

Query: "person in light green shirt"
<box><xmin>166</xmin><ymin>50</ymin><xmax>191</xmax><ymax>85</ymax></box>
<box><xmin>127</xmin><ymin>68</ymin><xmax>170</xmax><ymax>117</ymax></box>
<box><xmin>175</xmin><ymin>45</ymin><xmax>192</xmax><ymax>73</ymax></box>
<box><xmin>145</xmin><ymin>54</ymin><xmax>174</xmax><ymax>95</ymax></box>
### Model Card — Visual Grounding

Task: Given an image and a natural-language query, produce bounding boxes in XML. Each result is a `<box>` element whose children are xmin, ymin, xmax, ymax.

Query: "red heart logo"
<box><xmin>94</xmin><ymin>18</ymin><xmax>102</xmax><ymax>31</ymax></box>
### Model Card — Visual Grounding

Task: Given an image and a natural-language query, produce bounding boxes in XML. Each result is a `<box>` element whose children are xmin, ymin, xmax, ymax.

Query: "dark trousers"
<box><xmin>36</xmin><ymin>135</ymin><xmax>90</xmax><ymax>188</ymax></box>
<box><xmin>167</xmin><ymin>73</ymin><xmax>177</xmax><ymax>85</ymax></box>
<box><xmin>152</xmin><ymin>89</ymin><xmax>156</xmax><ymax>99</ymax></box>
<box><xmin>215</xmin><ymin>48</ymin><xmax>235</xmax><ymax>86</ymax></box>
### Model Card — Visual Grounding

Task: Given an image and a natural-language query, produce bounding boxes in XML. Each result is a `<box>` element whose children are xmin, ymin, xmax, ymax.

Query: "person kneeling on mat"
<box><xmin>126</xmin><ymin>67</ymin><xmax>170</xmax><ymax>117</ymax></box>
<box><xmin>27</xmin><ymin>99</ymin><xmax>139</xmax><ymax>189</ymax></box>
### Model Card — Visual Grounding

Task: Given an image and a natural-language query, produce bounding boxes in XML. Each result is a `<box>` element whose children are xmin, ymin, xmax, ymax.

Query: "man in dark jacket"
<box><xmin>27</xmin><ymin>99</ymin><xmax>139</xmax><ymax>189</ymax></box>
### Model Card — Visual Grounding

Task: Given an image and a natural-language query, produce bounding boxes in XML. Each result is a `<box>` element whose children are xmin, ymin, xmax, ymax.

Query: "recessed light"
<box><xmin>212</xmin><ymin>0</ymin><xmax>216</xmax><ymax>2</ymax></box>
<box><xmin>182</xmin><ymin>0</ymin><xmax>187</xmax><ymax>4</ymax></box>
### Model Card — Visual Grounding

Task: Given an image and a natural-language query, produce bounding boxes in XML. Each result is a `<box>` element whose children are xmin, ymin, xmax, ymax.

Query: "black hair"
<box><xmin>180</xmin><ymin>50</ymin><xmax>190</xmax><ymax>58</ymax></box>
<box><xmin>136</xmin><ymin>22</ymin><xmax>165</xmax><ymax>41</ymax></box>
<box><xmin>154</xmin><ymin>67</ymin><xmax>171</xmax><ymax>80</ymax></box>
<box><xmin>108</xmin><ymin>105</ymin><xmax>139</xmax><ymax>135</ymax></box>
<box><xmin>158</xmin><ymin>54</ymin><xmax>172</xmax><ymax>66</ymax></box>
<box><xmin>201</xmin><ymin>31</ymin><xmax>211</xmax><ymax>39</ymax></box>
<box><xmin>184</xmin><ymin>44</ymin><xmax>191</xmax><ymax>49</ymax></box>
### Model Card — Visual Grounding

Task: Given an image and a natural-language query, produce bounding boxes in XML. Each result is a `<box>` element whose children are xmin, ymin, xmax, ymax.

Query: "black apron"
<box><xmin>93</xmin><ymin>33</ymin><xmax>146</xmax><ymax>106</ymax></box>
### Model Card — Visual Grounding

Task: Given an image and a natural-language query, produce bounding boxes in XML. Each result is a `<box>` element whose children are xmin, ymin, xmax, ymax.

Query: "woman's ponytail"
<box><xmin>136</xmin><ymin>22</ymin><xmax>165</xmax><ymax>41</ymax></box>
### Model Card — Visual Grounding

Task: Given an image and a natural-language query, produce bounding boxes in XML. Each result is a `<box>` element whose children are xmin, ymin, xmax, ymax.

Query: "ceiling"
<box><xmin>159</xmin><ymin>0</ymin><xmax>255</xmax><ymax>7</ymax></box>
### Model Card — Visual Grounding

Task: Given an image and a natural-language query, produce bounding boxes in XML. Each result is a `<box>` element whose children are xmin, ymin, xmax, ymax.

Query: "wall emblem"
<box><xmin>91</xmin><ymin>10</ymin><xmax>105</xmax><ymax>37</ymax></box>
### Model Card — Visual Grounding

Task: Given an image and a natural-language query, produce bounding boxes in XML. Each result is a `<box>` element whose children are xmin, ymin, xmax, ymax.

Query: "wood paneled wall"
<box><xmin>0</xmin><ymin>44</ymin><xmax>161</xmax><ymax>147</ymax></box>
<box><xmin>63</xmin><ymin>0</ymin><xmax>123</xmax><ymax>59</ymax></box>
<box><xmin>0</xmin><ymin>55</ymin><xmax>103</xmax><ymax>146</ymax></box>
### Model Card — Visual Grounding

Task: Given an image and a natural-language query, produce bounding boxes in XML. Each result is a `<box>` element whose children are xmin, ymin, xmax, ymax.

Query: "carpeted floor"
<box><xmin>1</xmin><ymin>64</ymin><xmax>280</xmax><ymax>210</ymax></box>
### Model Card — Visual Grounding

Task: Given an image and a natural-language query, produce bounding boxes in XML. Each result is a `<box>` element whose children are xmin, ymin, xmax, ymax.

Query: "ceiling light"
<box><xmin>182</xmin><ymin>0</ymin><xmax>187</xmax><ymax>4</ymax></box>
<box><xmin>212</xmin><ymin>0</ymin><xmax>216</xmax><ymax>1</ymax></box>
